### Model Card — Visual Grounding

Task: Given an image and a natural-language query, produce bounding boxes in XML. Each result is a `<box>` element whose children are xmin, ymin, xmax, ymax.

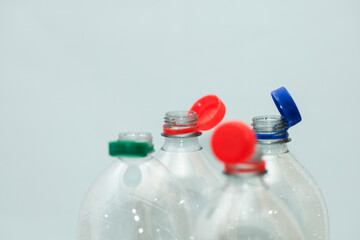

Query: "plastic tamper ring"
<box><xmin>109</xmin><ymin>132</ymin><xmax>154</xmax><ymax>157</ymax></box>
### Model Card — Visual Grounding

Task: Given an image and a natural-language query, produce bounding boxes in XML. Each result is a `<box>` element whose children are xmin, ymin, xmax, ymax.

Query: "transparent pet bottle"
<box><xmin>252</xmin><ymin>87</ymin><xmax>329</xmax><ymax>240</ymax></box>
<box><xmin>77</xmin><ymin>132</ymin><xmax>192</xmax><ymax>240</ymax></box>
<box><xmin>195</xmin><ymin>121</ymin><xmax>306</xmax><ymax>240</ymax></box>
<box><xmin>155</xmin><ymin>95</ymin><xmax>226</xmax><ymax>216</ymax></box>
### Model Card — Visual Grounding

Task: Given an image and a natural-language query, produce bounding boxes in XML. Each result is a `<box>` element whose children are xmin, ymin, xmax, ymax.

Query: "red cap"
<box><xmin>211</xmin><ymin>121</ymin><xmax>264</xmax><ymax>173</ymax></box>
<box><xmin>190</xmin><ymin>95</ymin><xmax>226</xmax><ymax>131</ymax></box>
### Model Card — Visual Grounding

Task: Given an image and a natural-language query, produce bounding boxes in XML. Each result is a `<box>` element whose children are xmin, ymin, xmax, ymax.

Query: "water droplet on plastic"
<box><xmin>139</xmin><ymin>228</ymin><xmax>144</xmax><ymax>233</ymax></box>
<box><xmin>134</xmin><ymin>215</ymin><xmax>140</xmax><ymax>221</ymax></box>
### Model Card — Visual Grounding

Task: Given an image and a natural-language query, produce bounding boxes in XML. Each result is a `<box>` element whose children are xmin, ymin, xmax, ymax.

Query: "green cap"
<box><xmin>109</xmin><ymin>132</ymin><xmax>154</xmax><ymax>157</ymax></box>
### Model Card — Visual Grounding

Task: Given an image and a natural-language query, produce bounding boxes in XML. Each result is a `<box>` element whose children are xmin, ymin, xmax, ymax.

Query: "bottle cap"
<box><xmin>190</xmin><ymin>95</ymin><xmax>226</xmax><ymax>131</ymax></box>
<box><xmin>271</xmin><ymin>87</ymin><xmax>302</xmax><ymax>127</ymax></box>
<box><xmin>109</xmin><ymin>132</ymin><xmax>154</xmax><ymax>157</ymax></box>
<box><xmin>211</xmin><ymin>121</ymin><xmax>265</xmax><ymax>173</ymax></box>
<box><xmin>211</xmin><ymin>121</ymin><xmax>256</xmax><ymax>165</ymax></box>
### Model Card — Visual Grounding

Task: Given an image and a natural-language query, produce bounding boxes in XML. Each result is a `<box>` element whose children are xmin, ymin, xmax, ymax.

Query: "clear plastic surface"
<box><xmin>259</xmin><ymin>142</ymin><xmax>330</xmax><ymax>240</ymax></box>
<box><xmin>156</xmin><ymin>136</ymin><xmax>224</xmax><ymax>216</ymax></box>
<box><xmin>77</xmin><ymin>154</ymin><xmax>192</xmax><ymax>240</ymax></box>
<box><xmin>195</xmin><ymin>173</ymin><xmax>306</xmax><ymax>240</ymax></box>
<box><xmin>252</xmin><ymin>115</ymin><xmax>329</xmax><ymax>240</ymax></box>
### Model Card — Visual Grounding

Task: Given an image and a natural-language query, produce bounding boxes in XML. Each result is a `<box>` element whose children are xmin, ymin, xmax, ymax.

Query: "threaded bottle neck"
<box><xmin>118</xmin><ymin>132</ymin><xmax>153</xmax><ymax>146</ymax></box>
<box><xmin>252</xmin><ymin>115</ymin><xmax>290</xmax><ymax>142</ymax></box>
<box><xmin>163</xmin><ymin>111</ymin><xmax>201</xmax><ymax>137</ymax></box>
<box><xmin>161</xmin><ymin>137</ymin><xmax>202</xmax><ymax>152</ymax></box>
<box><xmin>164</xmin><ymin>111</ymin><xmax>198</xmax><ymax>128</ymax></box>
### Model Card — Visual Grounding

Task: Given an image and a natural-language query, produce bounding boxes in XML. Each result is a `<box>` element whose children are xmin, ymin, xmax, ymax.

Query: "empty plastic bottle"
<box><xmin>155</xmin><ymin>95</ymin><xmax>225</xmax><ymax>217</ymax></box>
<box><xmin>77</xmin><ymin>132</ymin><xmax>191</xmax><ymax>240</ymax></box>
<box><xmin>195</xmin><ymin>121</ymin><xmax>306</xmax><ymax>240</ymax></box>
<box><xmin>252</xmin><ymin>87</ymin><xmax>329</xmax><ymax>240</ymax></box>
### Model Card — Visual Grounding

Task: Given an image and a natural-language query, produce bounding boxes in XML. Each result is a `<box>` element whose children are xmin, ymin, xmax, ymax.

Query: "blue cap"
<box><xmin>271</xmin><ymin>87</ymin><xmax>302</xmax><ymax>127</ymax></box>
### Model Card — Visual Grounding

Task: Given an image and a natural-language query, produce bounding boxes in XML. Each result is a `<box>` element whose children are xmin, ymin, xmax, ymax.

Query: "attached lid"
<box><xmin>163</xmin><ymin>95</ymin><xmax>226</xmax><ymax>136</ymax></box>
<box><xmin>211</xmin><ymin>121</ymin><xmax>265</xmax><ymax>173</ymax></box>
<box><xmin>271</xmin><ymin>87</ymin><xmax>302</xmax><ymax>127</ymax></box>
<box><xmin>109</xmin><ymin>132</ymin><xmax>154</xmax><ymax>157</ymax></box>
<box><xmin>190</xmin><ymin>95</ymin><xmax>226</xmax><ymax>131</ymax></box>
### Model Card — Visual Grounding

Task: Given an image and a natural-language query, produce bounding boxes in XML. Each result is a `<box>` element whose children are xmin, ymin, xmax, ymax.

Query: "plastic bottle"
<box><xmin>155</xmin><ymin>95</ymin><xmax>226</xmax><ymax>216</ymax></box>
<box><xmin>195</xmin><ymin>121</ymin><xmax>306</xmax><ymax>240</ymax></box>
<box><xmin>252</xmin><ymin>87</ymin><xmax>329</xmax><ymax>240</ymax></box>
<box><xmin>77</xmin><ymin>132</ymin><xmax>191</xmax><ymax>240</ymax></box>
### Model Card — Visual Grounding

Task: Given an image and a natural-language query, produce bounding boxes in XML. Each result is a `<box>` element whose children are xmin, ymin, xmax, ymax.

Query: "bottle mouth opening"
<box><xmin>252</xmin><ymin>115</ymin><xmax>286</xmax><ymax>131</ymax></box>
<box><xmin>164</xmin><ymin>111</ymin><xmax>198</xmax><ymax>127</ymax></box>
<box><xmin>163</xmin><ymin>111</ymin><xmax>200</xmax><ymax>135</ymax></box>
<box><xmin>252</xmin><ymin>115</ymin><xmax>289</xmax><ymax>140</ymax></box>
<box><xmin>118</xmin><ymin>132</ymin><xmax>153</xmax><ymax>147</ymax></box>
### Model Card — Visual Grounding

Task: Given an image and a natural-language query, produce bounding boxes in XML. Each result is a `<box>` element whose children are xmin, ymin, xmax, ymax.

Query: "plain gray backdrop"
<box><xmin>0</xmin><ymin>0</ymin><xmax>359</xmax><ymax>239</ymax></box>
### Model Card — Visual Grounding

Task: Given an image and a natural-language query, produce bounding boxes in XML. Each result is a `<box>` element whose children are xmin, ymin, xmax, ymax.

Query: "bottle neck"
<box><xmin>118</xmin><ymin>155</ymin><xmax>153</xmax><ymax>165</ymax></box>
<box><xmin>161</xmin><ymin>136</ymin><xmax>202</xmax><ymax>152</ymax></box>
<box><xmin>225</xmin><ymin>172</ymin><xmax>266</xmax><ymax>190</ymax></box>
<box><xmin>252</xmin><ymin>115</ymin><xmax>290</xmax><ymax>141</ymax></box>
<box><xmin>163</xmin><ymin>111</ymin><xmax>200</xmax><ymax>135</ymax></box>
<box><xmin>256</xmin><ymin>141</ymin><xmax>289</xmax><ymax>155</ymax></box>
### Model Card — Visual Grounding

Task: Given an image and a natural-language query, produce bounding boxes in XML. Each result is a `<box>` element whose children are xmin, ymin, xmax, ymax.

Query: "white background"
<box><xmin>0</xmin><ymin>0</ymin><xmax>359</xmax><ymax>239</ymax></box>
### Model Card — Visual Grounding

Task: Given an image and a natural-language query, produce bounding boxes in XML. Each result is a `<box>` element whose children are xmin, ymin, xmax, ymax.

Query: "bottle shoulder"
<box><xmin>196</xmin><ymin>185</ymin><xmax>306</xmax><ymax>240</ymax></box>
<box><xmin>155</xmin><ymin>149</ymin><xmax>224</xmax><ymax>186</ymax></box>
<box><xmin>262</xmin><ymin>152</ymin><xmax>329</xmax><ymax>239</ymax></box>
<box><xmin>263</xmin><ymin>153</ymin><xmax>325</xmax><ymax>195</ymax></box>
<box><xmin>82</xmin><ymin>159</ymin><xmax>188</xmax><ymax>205</ymax></box>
